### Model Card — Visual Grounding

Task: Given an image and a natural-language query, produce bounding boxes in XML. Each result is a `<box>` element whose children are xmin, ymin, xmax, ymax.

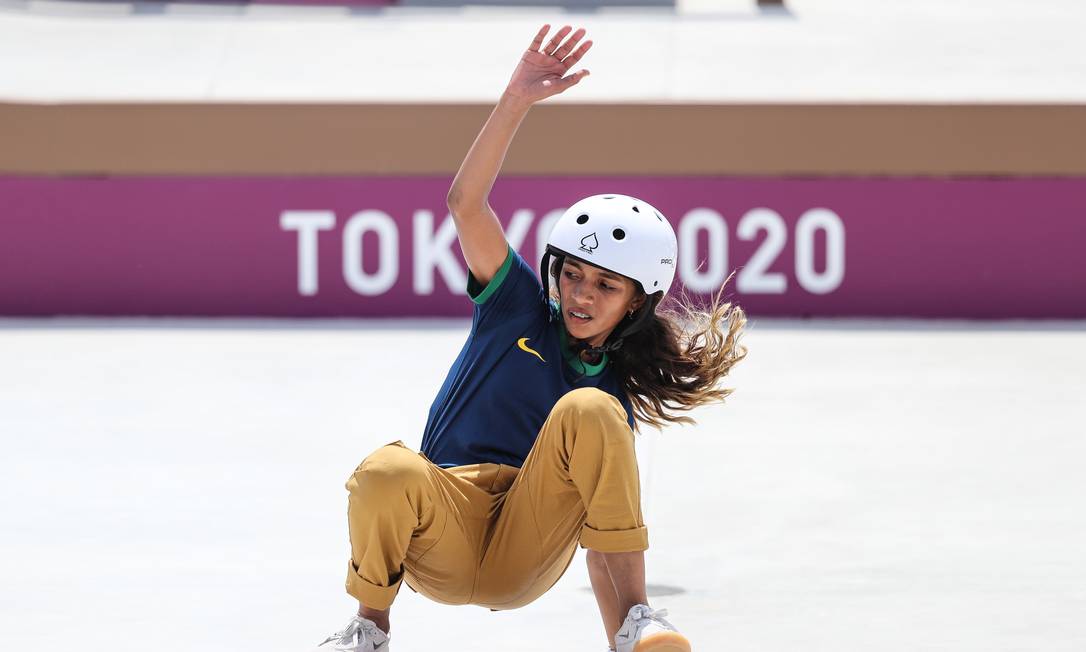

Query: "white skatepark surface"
<box><xmin>1</xmin><ymin>318</ymin><xmax>1084</xmax><ymax>651</ymax></box>
<box><xmin>2</xmin><ymin>0</ymin><xmax>1085</xmax><ymax>103</ymax></box>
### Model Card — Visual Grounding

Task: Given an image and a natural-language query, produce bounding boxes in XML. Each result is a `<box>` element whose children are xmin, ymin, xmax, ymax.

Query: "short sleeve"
<box><xmin>466</xmin><ymin>245</ymin><xmax>546</xmax><ymax>331</ymax></box>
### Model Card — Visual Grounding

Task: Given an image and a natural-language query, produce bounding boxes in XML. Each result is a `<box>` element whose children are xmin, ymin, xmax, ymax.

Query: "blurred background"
<box><xmin>1</xmin><ymin>1</ymin><xmax>1085</xmax><ymax>650</ymax></box>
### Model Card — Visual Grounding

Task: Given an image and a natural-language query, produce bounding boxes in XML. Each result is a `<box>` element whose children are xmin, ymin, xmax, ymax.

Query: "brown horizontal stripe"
<box><xmin>2</xmin><ymin>102</ymin><xmax>1085</xmax><ymax>176</ymax></box>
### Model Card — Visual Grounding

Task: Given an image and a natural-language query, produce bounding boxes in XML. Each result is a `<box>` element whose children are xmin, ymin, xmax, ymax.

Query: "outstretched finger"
<box><xmin>554</xmin><ymin>69</ymin><xmax>590</xmax><ymax>93</ymax></box>
<box><xmin>552</xmin><ymin>27</ymin><xmax>586</xmax><ymax>61</ymax></box>
<box><xmin>544</xmin><ymin>25</ymin><xmax>572</xmax><ymax>56</ymax></box>
<box><xmin>529</xmin><ymin>24</ymin><xmax>549</xmax><ymax>52</ymax></box>
<box><xmin>561</xmin><ymin>40</ymin><xmax>593</xmax><ymax>69</ymax></box>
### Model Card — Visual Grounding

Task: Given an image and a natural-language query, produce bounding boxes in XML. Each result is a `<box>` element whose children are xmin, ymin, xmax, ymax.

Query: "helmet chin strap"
<box><xmin>572</xmin><ymin>336</ymin><xmax>622</xmax><ymax>358</ymax></box>
<box><xmin>576</xmin><ymin>296</ymin><xmax>658</xmax><ymax>357</ymax></box>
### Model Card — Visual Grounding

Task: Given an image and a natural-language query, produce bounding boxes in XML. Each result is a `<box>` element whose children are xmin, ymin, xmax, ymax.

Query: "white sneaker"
<box><xmin>311</xmin><ymin>615</ymin><xmax>390</xmax><ymax>652</ymax></box>
<box><xmin>613</xmin><ymin>604</ymin><xmax>690</xmax><ymax>652</ymax></box>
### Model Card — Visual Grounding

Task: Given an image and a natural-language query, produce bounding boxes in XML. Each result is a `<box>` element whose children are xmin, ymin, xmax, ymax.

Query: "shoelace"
<box><xmin>358</xmin><ymin>621</ymin><xmax>382</xmax><ymax>643</ymax></box>
<box><xmin>630</xmin><ymin>605</ymin><xmax>678</xmax><ymax>632</ymax></box>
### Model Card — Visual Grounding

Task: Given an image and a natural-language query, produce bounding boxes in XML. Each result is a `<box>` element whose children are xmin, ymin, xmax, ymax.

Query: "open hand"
<box><xmin>504</xmin><ymin>25</ymin><xmax>593</xmax><ymax>106</ymax></box>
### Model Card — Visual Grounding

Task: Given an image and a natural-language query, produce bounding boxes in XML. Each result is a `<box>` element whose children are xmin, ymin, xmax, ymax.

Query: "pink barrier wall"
<box><xmin>1</xmin><ymin>176</ymin><xmax>1084</xmax><ymax>318</ymax></box>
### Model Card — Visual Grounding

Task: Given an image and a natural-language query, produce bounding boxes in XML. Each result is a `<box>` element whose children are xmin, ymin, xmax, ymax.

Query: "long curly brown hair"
<box><xmin>550</xmin><ymin>257</ymin><xmax>748</xmax><ymax>430</ymax></box>
<box><xmin>611</xmin><ymin>283</ymin><xmax>748</xmax><ymax>430</ymax></box>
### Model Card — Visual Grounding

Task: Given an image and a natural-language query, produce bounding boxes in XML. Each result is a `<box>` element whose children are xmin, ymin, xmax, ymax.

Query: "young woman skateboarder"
<box><xmin>312</xmin><ymin>24</ymin><xmax>746</xmax><ymax>652</ymax></box>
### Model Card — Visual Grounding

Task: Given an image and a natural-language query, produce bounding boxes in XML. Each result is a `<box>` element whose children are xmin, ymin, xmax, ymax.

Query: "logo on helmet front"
<box><xmin>580</xmin><ymin>233</ymin><xmax>598</xmax><ymax>254</ymax></box>
<box><xmin>660</xmin><ymin>258</ymin><xmax>674</xmax><ymax>266</ymax></box>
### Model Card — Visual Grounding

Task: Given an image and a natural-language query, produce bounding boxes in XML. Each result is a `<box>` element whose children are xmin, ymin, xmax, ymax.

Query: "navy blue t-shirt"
<box><xmin>419</xmin><ymin>245</ymin><xmax>635</xmax><ymax>468</ymax></box>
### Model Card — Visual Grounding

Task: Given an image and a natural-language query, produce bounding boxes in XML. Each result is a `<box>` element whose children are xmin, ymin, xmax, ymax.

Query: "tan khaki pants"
<box><xmin>343</xmin><ymin>387</ymin><xmax>648</xmax><ymax>611</ymax></box>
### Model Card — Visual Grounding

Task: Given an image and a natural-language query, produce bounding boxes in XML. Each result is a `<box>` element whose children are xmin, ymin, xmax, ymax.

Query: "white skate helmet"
<box><xmin>540</xmin><ymin>193</ymin><xmax>678</xmax><ymax>351</ymax></box>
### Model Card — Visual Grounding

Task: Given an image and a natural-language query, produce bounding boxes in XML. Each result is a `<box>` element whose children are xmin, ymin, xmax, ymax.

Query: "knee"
<box><xmin>549</xmin><ymin>389</ymin><xmax>633</xmax><ymax>456</ymax></box>
<box><xmin>552</xmin><ymin>388</ymin><xmax>627</xmax><ymax>426</ymax></box>
<box><xmin>346</xmin><ymin>443</ymin><xmax>428</xmax><ymax>498</ymax></box>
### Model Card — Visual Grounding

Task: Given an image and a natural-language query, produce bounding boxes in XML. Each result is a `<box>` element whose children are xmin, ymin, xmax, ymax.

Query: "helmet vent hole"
<box><xmin>655</xmin><ymin>211</ymin><xmax>664</xmax><ymax>222</ymax></box>
<box><xmin>654</xmin><ymin>281</ymin><xmax>659</xmax><ymax>287</ymax></box>
<box><xmin>603</xmin><ymin>196</ymin><xmax>615</xmax><ymax>199</ymax></box>
<box><xmin>631</xmin><ymin>206</ymin><xmax>640</xmax><ymax>213</ymax></box>
<box><xmin>612</xmin><ymin>228</ymin><xmax>626</xmax><ymax>241</ymax></box>
<box><xmin>576</xmin><ymin>214</ymin><xmax>590</xmax><ymax>225</ymax></box>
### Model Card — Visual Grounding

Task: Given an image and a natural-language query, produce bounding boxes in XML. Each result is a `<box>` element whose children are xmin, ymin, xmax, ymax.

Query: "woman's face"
<box><xmin>558</xmin><ymin>259</ymin><xmax>645</xmax><ymax>347</ymax></box>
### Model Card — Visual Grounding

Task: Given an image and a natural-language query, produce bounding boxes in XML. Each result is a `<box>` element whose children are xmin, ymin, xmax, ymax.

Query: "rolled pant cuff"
<box><xmin>579</xmin><ymin>524</ymin><xmax>649</xmax><ymax>552</ymax></box>
<box><xmin>344</xmin><ymin>560</ymin><xmax>402</xmax><ymax>610</ymax></box>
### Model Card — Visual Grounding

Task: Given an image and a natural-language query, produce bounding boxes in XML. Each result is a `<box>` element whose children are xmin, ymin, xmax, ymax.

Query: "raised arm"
<box><xmin>447</xmin><ymin>24</ymin><xmax>593</xmax><ymax>285</ymax></box>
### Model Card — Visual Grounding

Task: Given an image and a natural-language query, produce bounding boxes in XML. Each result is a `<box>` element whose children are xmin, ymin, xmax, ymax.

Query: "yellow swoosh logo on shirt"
<box><xmin>516</xmin><ymin>337</ymin><xmax>546</xmax><ymax>363</ymax></box>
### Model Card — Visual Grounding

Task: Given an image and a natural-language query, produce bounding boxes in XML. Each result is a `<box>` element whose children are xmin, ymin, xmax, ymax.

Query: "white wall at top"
<box><xmin>1</xmin><ymin>0</ymin><xmax>1084</xmax><ymax>102</ymax></box>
